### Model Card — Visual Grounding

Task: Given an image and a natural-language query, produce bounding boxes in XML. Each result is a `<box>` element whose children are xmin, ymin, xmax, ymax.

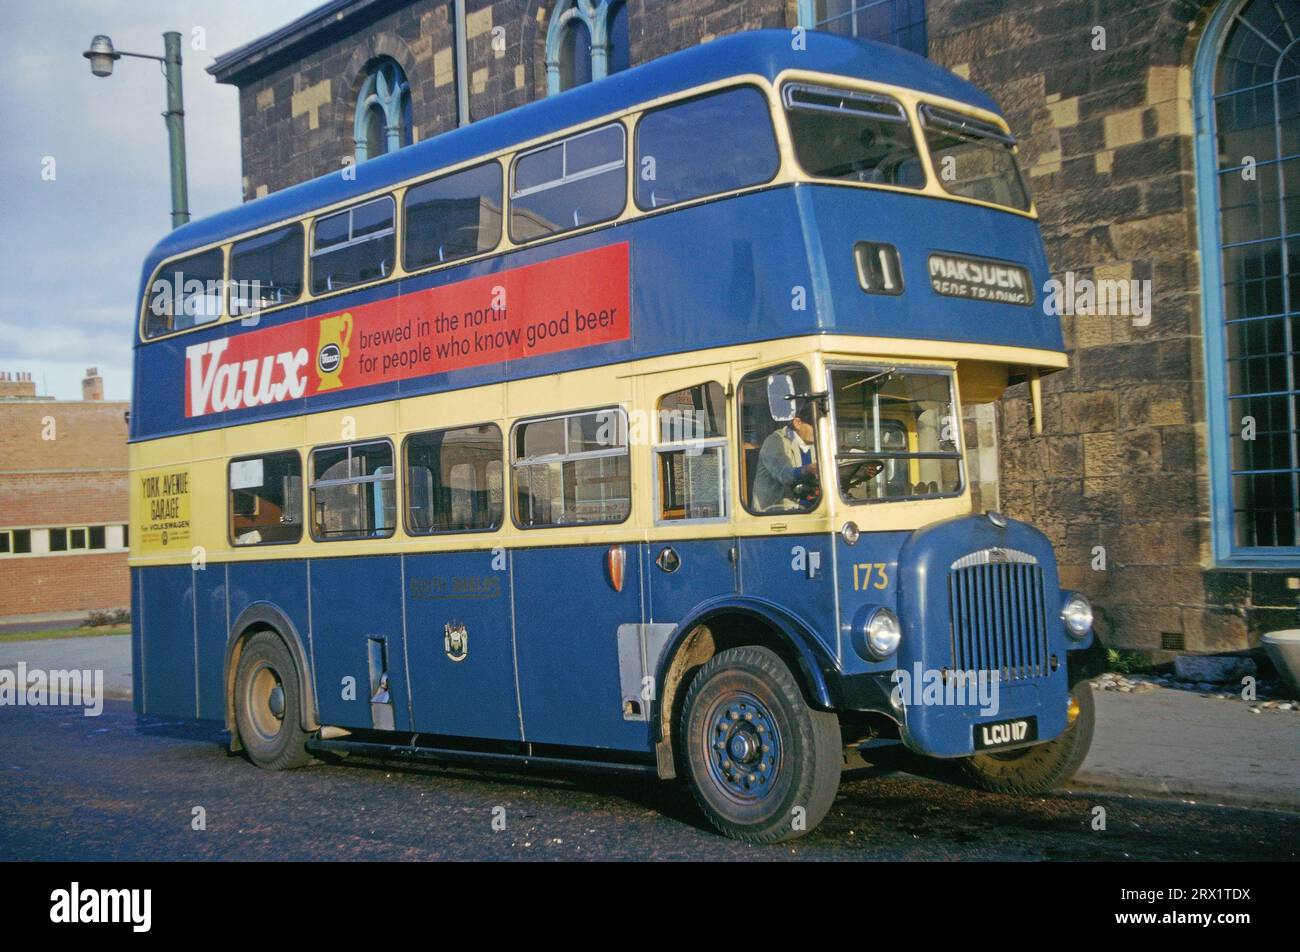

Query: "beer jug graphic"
<box><xmin>315</xmin><ymin>312</ymin><xmax>353</xmax><ymax>391</ymax></box>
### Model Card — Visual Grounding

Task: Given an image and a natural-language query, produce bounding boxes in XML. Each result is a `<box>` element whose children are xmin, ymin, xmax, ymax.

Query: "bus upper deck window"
<box><xmin>310</xmin><ymin>196</ymin><xmax>396</xmax><ymax>294</ymax></box>
<box><xmin>782</xmin><ymin>83</ymin><xmax>924</xmax><ymax>189</ymax></box>
<box><xmin>230</xmin><ymin>224</ymin><xmax>304</xmax><ymax>316</ymax></box>
<box><xmin>919</xmin><ymin>105</ymin><xmax>1031</xmax><ymax>212</ymax></box>
<box><xmin>634</xmin><ymin>86</ymin><xmax>779</xmax><ymax>210</ymax></box>
<box><xmin>404</xmin><ymin>161</ymin><xmax>503</xmax><ymax>271</ymax></box>
<box><xmin>510</xmin><ymin>124</ymin><xmax>626</xmax><ymax>242</ymax></box>
<box><xmin>145</xmin><ymin>248</ymin><xmax>224</xmax><ymax>339</ymax></box>
<box><xmin>738</xmin><ymin>364</ymin><xmax>822</xmax><ymax>516</ymax></box>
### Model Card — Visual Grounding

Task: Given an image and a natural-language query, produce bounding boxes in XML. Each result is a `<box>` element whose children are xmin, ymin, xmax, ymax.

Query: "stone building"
<box><xmin>0</xmin><ymin>370</ymin><xmax>131</xmax><ymax>619</ymax></box>
<box><xmin>208</xmin><ymin>0</ymin><xmax>1300</xmax><ymax>654</ymax></box>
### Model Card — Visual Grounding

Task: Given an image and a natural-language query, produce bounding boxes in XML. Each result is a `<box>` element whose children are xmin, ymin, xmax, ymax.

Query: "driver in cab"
<box><xmin>754</xmin><ymin>400</ymin><xmax>821</xmax><ymax>512</ymax></box>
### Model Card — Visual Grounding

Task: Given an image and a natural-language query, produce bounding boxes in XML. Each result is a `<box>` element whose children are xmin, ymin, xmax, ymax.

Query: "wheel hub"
<box><xmin>246</xmin><ymin>662</ymin><xmax>286</xmax><ymax>742</ymax></box>
<box><xmin>706</xmin><ymin>692</ymin><xmax>781</xmax><ymax>802</ymax></box>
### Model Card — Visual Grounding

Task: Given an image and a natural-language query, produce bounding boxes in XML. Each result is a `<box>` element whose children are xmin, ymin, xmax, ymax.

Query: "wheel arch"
<box><xmin>225</xmin><ymin>602</ymin><xmax>319</xmax><ymax>750</ymax></box>
<box><xmin>650</xmin><ymin>598</ymin><xmax>836</xmax><ymax>779</ymax></box>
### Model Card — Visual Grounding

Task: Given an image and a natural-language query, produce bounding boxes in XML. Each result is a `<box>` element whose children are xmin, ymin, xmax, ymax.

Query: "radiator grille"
<box><xmin>947</xmin><ymin>558</ymin><xmax>1050</xmax><ymax>681</ymax></box>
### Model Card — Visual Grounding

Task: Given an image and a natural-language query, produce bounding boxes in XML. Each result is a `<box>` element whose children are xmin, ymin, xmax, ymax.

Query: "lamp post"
<box><xmin>83</xmin><ymin>32</ymin><xmax>191</xmax><ymax>229</ymax></box>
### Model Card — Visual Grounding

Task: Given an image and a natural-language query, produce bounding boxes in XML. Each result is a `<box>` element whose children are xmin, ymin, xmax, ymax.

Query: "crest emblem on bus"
<box><xmin>606</xmin><ymin>545</ymin><xmax>626</xmax><ymax>592</ymax></box>
<box><xmin>316</xmin><ymin>312</ymin><xmax>353</xmax><ymax>391</ymax></box>
<box><xmin>444</xmin><ymin>622</ymin><xmax>468</xmax><ymax>662</ymax></box>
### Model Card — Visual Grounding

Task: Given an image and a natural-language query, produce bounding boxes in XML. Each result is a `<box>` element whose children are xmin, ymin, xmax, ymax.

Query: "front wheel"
<box><xmin>958</xmin><ymin>681</ymin><xmax>1095</xmax><ymax>795</ymax></box>
<box><xmin>680</xmin><ymin>646</ymin><xmax>841</xmax><ymax>843</ymax></box>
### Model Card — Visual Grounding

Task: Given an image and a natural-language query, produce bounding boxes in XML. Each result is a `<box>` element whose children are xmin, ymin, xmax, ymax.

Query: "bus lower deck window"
<box><xmin>230</xmin><ymin>451</ymin><xmax>304</xmax><ymax>546</ymax></box>
<box><xmin>310</xmin><ymin>441</ymin><xmax>396</xmax><ymax>540</ymax></box>
<box><xmin>655</xmin><ymin>382</ymin><xmax>728</xmax><ymax>521</ymax></box>
<box><xmin>512</xmin><ymin>409</ymin><xmax>631</xmax><ymax>527</ymax></box>
<box><xmin>405</xmin><ymin>424</ymin><xmax>504</xmax><ymax>534</ymax></box>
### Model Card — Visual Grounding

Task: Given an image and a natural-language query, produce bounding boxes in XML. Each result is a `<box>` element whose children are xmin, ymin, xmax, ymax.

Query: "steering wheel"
<box><xmin>840</xmin><ymin>459</ymin><xmax>885</xmax><ymax>491</ymax></box>
<box><xmin>792</xmin><ymin>475</ymin><xmax>821</xmax><ymax>500</ymax></box>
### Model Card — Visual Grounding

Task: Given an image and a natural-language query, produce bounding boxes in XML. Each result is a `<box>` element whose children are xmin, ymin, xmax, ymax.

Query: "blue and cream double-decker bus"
<box><xmin>129</xmin><ymin>30</ymin><xmax>1103</xmax><ymax>842</ymax></box>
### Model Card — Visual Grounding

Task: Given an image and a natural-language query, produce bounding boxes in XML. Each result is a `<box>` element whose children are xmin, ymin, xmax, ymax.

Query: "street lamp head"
<box><xmin>83</xmin><ymin>35</ymin><xmax>120</xmax><ymax>77</ymax></box>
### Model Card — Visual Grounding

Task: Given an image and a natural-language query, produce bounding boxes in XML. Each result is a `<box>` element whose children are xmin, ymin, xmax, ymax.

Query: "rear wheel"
<box><xmin>958</xmin><ymin>681</ymin><xmax>1095</xmax><ymax>795</ymax></box>
<box><xmin>234</xmin><ymin>630</ymin><xmax>312</xmax><ymax>770</ymax></box>
<box><xmin>680</xmin><ymin>646</ymin><xmax>841</xmax><ymax>843</ymax></box>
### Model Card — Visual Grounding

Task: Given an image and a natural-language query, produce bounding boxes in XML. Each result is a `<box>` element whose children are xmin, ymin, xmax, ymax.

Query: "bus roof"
<box><xmin>142</xmin><ymin>29</ymin><xmax>1001</xmax><ymax>274</ymax></box>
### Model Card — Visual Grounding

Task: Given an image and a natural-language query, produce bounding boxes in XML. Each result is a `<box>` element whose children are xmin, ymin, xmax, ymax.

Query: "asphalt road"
<box><xmin>1</xmin><ymin>700</ymin><xmax>1295</xmax><ymax>861</ymax></box>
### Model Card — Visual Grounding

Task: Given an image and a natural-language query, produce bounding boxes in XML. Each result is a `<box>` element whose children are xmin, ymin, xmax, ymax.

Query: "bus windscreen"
<box><xmin>782</xmin><ymin>83</ymin><xmax>925</xmax><ymax>188</ymax></box>
<box><xmin>919</xmin><ymin>104</ymin><xmax>1032</xmax><ymax>212</ymax></box>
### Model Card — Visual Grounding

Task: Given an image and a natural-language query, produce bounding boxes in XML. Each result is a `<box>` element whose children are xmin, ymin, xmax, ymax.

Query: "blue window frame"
<box><xmin>545</xmin><ymin>0</ymin><xmax>629</xmax><ymax>95</ymax></box>
<box><xmin>798</xmin><ymin>0</ymin><xmax>927</xmax><ymax>58</ymax></box>
<box><xmin>1195</xmin><ymin>0</ymin><xmax>1300</xmax><ymax>565</ymax></box>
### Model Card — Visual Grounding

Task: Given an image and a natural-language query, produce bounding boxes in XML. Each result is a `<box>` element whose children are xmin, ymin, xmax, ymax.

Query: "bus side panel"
<box><xmin>131</xmin><ymin>568</ymin><xmax>145</xmax><ymax>715</ymax></box>
<box><xmin>737</xmin><ymin>534</ymin><xmax>838</xmax><ymax>661</ymax></box>
<box><xmin>194</xmin><ymin>563</ymin><xmax>229</xmax><ymax>721</ymax></box>
<box><xmin>404</xmin><ymin>550</ymin><xmax>521</xmax><ymax>741</ymax></box>
<box><xmin>645</xmin><ymin>537</ymin><xmax>736</xmax><ymax>622</ymax></box>
<box><xmin>309</xmin><ymin>556</ymin><xmax>411</xmax><ymax>731</ymax></box>
<box><xmin>226</xmin><ymin>559</ymin><xmax>311</xmax><ymax>713</ymax></box>
<box><xmin>137</xmin><ymin>564</ymin><xmax>197</xmax><ymax>719</ymax></box>
<box><xmin>511</xmin><ymin>544</ymin><xmax>649</xmax><ymax>752</ymax></box>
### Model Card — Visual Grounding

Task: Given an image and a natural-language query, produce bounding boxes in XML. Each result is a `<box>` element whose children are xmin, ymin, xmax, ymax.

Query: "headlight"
<box><xmin>1061</xmin><ymin>592</ymin><xmax>1093</xmax><ymax>639</ymax></box>
<box><xmin>865</xmin><ymin>607</ymin><xmax>902</xmax><ymax>658</ymax></box>
<box><xmin>840</xmin><ymin>521</ymin><xmax>860</xmax><ymax>545</ymax></box>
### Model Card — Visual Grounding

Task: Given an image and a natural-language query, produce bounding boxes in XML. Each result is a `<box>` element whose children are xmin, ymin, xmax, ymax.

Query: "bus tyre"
<box><xmin>234</xmin><ymin>631</ymin><xmax>312</xmax><ymax>771</ymax></box>
<box><xmin>680</xmin><ymin>646</ymin><xmax>841</xmax><ymax>843</ymax></box>
<box><xmin>958</xmin><ymin>681</ymin><xmax>1095</xmax><ymax>795</ymax></box>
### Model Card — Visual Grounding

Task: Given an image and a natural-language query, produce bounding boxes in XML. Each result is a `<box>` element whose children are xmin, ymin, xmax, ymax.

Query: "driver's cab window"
<box><xmin>739</xmin><ymin>364</ymin><xmax>821</xmax><ymax>514</ymax></box>
<box><xmin>829</xmin><ymin>366</ymin><xmax>964</xmax><ymax>502</ymax></box>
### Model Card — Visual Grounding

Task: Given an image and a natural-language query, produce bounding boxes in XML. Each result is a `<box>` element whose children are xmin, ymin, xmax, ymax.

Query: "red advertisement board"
<box><xmin>184</xmin><ymin>242</ymin><xmax>630</xmax><ymax>417</ymax></box>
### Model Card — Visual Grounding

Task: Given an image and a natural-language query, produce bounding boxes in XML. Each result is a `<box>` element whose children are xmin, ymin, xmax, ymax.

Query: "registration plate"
<box><xmin>972</xmin><ymin>715</ymin><xmax>1038</xmax><ymax>751</ymax></box>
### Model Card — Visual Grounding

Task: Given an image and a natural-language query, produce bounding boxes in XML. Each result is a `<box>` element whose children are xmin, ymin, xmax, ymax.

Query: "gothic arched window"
<box><xmin>354</xmin><ymin>57</ymin><xmax>413</xmax><ymax>162</ymax></box>
<box><xmin>545</xmin><ymin>0</ymin><xmax>629</xmax><ymax>95</ymax></box>
<box><xmin>1196</xmin><ymin>0</ymin><xmax>1300</xmax><ymax>559</ymax></box>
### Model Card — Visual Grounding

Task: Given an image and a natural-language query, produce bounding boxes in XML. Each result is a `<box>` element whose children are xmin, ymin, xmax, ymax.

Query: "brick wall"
<box><xmin>0</xmin><ymin>554</ymin><xmax>128</xmax><ymax>617</ymax></box>
<box><xmin>0</xmin><ymin>400</ymin><xmax>130</xmax><ymax>617</ymax></box>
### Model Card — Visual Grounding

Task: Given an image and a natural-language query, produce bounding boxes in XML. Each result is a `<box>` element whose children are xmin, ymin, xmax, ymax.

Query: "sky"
<box><xmin>0</xmin><ymin>0</ymin><xmax>320</xmax><ymax>401</ymax></box>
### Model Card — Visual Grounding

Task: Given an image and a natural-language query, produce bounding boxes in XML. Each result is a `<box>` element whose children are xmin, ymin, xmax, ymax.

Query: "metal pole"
<box><xmin>162</xmin><ymin>31</ymin><xmax>191</xmax><ymax>228</ymax></box>
<box><xmin>453</xmin><ymin>0</ymin><xmax>470</xmax><ymax>127</ymax></box>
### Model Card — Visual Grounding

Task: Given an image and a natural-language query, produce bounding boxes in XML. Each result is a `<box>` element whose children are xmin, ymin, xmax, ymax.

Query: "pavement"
<box><xmin>1</xmin><ymin>633</ymin><xmax>1295</xmax><ymax>811</ymax></box>
<box><xmin>1069</xmin><ymin>687</ymin><xmax>1299</xmax><ymax>812</ymax></box>
<box><xmin>0</xmin><ymin>634</ymin><xmax>133</xmax><ymax>699</ymax></box>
